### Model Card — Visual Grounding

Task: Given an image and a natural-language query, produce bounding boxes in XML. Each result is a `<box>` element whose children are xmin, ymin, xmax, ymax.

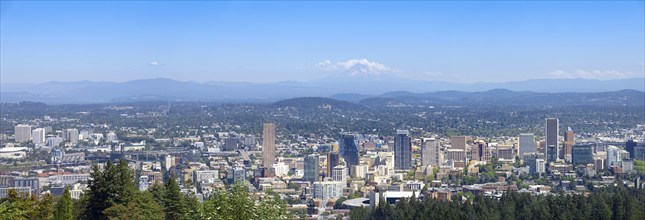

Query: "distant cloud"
<box><xmin>548</xmin><ymin>69</ymin><xmax>641</xmax><ymax>80</ymax></box>
<box><xmin>315</xmin><ymin>60</ymin><xmax>337</xmax><ymax>71</ymax></box>
<box><xmin>149</xmin><ymin>61</ymin><xmax>161</xmax><ymax>66</ymax></box>
<box><xmin>315</xmin><ymin>59</ymin><xmax>397</xmax><ymax>76</ymax></box>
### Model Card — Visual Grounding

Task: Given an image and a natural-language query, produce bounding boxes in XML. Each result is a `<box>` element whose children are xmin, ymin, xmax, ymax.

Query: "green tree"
<box><xmin>103</xmin><ymin>191</ymin><xmax>164</xmax><ymax>220</ymax></box>
<box><xmin>54</xmin><ymin>188</ymin><xmax>73</xmax><ymax>220</ymax></box>
<box><xmin>37</xmin><ymin>193</ymin><xmax>54</xmax><ymax>220</ymax></box>
<box><xmin>349</xmin><ymin>207</ymin><xmax>370</xmax><ymax>220</ymax></box>
<box><xmin>0</xmin><ymin>189</ymin><xmax>28</xmax><ymax>219</ymax></box>
<box><xmin>334</xmin><ymin>197</ymin><xmax>347</xmax><ymax>209</ymax></box>
<box><xmin>83</xmin><ymin>159</ymin><xmax>138</xmax><ymax>220</ymax></box>
<box><xmin>163</xmin><ymin>175</ymin><xmax>188</xmax><ymax>220</ymax></box>
<box><xmin>257</xmin><ymin>195</ymin><xmax>288</xmax><ymax>220</ymax></box>
<box><xmin>202</xmin><ymin>183</ymin><xmax>288</xmax><ymax>220</ymax></box>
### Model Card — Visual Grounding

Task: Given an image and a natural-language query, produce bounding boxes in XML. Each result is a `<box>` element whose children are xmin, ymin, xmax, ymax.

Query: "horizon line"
<box><xmin>1</xmin><ymin>76</ymin><xmax>644</xmax><ymax>85</ymax></box>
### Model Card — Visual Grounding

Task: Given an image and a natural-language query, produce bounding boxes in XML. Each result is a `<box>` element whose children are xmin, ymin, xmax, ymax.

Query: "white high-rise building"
<box><xmin>64</xmin><ymin>129</ymin><xmax>79</xmax><ymax>145</ymax></box>
<box><xmin>536</xmin><ymin>159</ymin><xmax>546</xmax><ymax>176</ymax></box>
<box><xmin>350</xmin><ymin>164</ymin><xmax>368</xmax><ymax>180</ymax></box>
<box><xmin>165</xmin><ymin>155</ymin><xmax>175</xmax><ymax>170</ymax></box>
<box><xmin>31</xmin><ymin>128</ymin><xmax>46</xmax><ymax>145</ymax></box>
<box><xmin>14</xmin><ymin>125</ymin><xmax>32</xmax><ymax>143</ymax></box>
<box><xmin>272</xmin><ymin>162</ymin><xmax>290</xmax><ymax>177</ymax></box>
<box><xmin>332</xmin><ymin>165</ymin><xmax>348</xmax><ymax>183</ymax></box>
<box><xmin>313</xmin><ymin>181</ymin><xmax>344</xmax><ymax>203</ymax></box>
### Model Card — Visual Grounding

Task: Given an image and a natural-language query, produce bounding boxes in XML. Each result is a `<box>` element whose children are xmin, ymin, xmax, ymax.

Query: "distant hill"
<box><xmin>1</xmin><ymin>77</ymin><xmax>643</xmax><ymax>104</ymax></box>
<box><xmin>359</xmin><ymin>89</ymin><xmax>645</xmax><ymax>106</ymax></box>
<box><xmin>329</xmin><ymin>93</ymin><xmax>374</xmax><ymax>103</ymax></box>
<box><xmin>271</xmin><ymin>97</ymin><xmax>363</xmax><ymax>110</ymax></box>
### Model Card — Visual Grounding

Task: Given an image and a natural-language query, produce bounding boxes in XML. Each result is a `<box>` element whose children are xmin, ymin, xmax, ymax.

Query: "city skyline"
<box><xmin>1</xmin><ymin>1</ymin><xmax>643</xmax><ymax>83</ymax></box>
<box><xmin>1</xmin><ymin>1</ymin><xmax>645</xmax><ymax>219</ymax></box>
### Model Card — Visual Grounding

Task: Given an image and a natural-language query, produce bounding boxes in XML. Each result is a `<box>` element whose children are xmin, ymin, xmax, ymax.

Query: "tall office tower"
<box><xmin>450</xmin><ymin>136</ymin><xmax>467</xmax><ymax>151</ymax></box>
<box><xmin>519</xmin><ymin>133</ymin><xmax>537</xmax><ymax>156</ymax></box>
<box><xmin>262</xmin><ymin>123</ymin><xmax>276</xmax><ymax>167</ymax></box>
<box><xmin>304</xmin><ymin>154</ymin><xmax>320</xmax><ymax>182</ymax></box>
<box><xmin>626</xmin><ymin>140</ymin><xmax>637</xmax><ymax>158</ymax></box>
<box><xmin>572</xmin><ymin>143</ymin><xmax>593</xmax><ymax>165</ymax></box>
<box><xmin>546</xmin><ymin>145</ymin><xmax>558</xmax><ymax>163</ymax></box>
<box><xmin>394</xmin><ymin>130</ymin><xmax>412</xmax><ymax>170</ymax></box>
<box><xmin>339</xmin><ymin>133</ymin><xmax>359</xmax><ymax>167</ymax></box>
<box><xmin>545</xmin><ymin>118</ymin><xmax>559</xmax><ymax>162</ymax></box>
<box><xmin>64</xmin><ymin>129</ymin><xmax>79</xmax><ymax>145</ymax></box>
<box><xmin>327</xmin><ymin>152</ymin><xmax>340</xmax><ymax>177</ymax></box>
<box><xmin>422</xmin><ymin>138</ymin><xmax>440</xmax><ymax>166</ymax></box>
<box><xmin>31</xmin><ymin>128</ymin><xmax>46</xmax><ymax>145</ymax></box>
<box><xmin>606</xmin><ymin>146</ymin><xmax>622</xmax><ymax>167</ymax></box>
<box><xmin>472</xmin><ymin>140</ymin><xmax>491</xmax><ymax>162</ymax></box>
<box><xmin>14</xmin><ymin>124</ymin><xmax>32</xmax><ymax>143</ymax></box>
<box><xmin>563</xmin><ymin>128</ymin><xmax>575</xmax><ymax>162</ymax></box>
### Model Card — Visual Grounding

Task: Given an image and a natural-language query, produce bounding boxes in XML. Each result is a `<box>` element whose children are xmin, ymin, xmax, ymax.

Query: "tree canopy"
<box><xmin>350</xmin><ymin>188</ymin><xmax>645</xmax><ymax>220</ymax></box>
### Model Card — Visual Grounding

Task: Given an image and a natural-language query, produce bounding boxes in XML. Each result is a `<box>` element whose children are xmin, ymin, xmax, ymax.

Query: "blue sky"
<box><xmin>1</xmin><ymin>1</ymin><xmax>643</xmax><ymax>83</ymax></box>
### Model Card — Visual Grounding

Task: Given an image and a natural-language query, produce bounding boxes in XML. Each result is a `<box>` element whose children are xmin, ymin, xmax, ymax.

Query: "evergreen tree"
<box><xmin>83</xmin><ymin>159</ymin><xmax>138</xmax><ymax>220</ymax></box>
<box><xmin>349</xmin><ymin>207</ymin><xmax>370</xmax><ymax>220</ymax></box>
<box><xmin>54</xmin><ymin>187</ymin><xmax>73</xmax><ymax>220</ymax></box>
<box><xmin>148</xmin><ymin>183</ymin><xmax>167</xmax><ymax>208</ymax></box>
<box><xmin>163</xmin><ymin>175</ymin><xmax>188</xmax><ymax>220</ymax></box>
<box><xmin>37</xmin><ymin>193</ymin><xmax>54</xmax><ymax>220</ymax></box>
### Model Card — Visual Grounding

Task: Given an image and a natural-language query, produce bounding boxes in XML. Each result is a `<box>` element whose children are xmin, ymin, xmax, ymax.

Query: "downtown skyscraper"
<box><xmin>304</xmin><ymin>154</ymin><xmax>319</xmax><ymax>182</ymax></box>
<box><xmin>394</xmin><ymin>130</ymin><xmax>411</xmax><ymax>170</ymax></box>
<box><xmin>339</xmin><ymin>133</ymin><xmax>359</xmax><ymax>168</ymax></box>
<box><xmin>563</xmin><ymin>127</ymin><xmax>575</xmax><ymax>162</ymax></box>
<box><xmin>545</xmin><ymin>118</ymin><xmax>559</xmax><ymax>163</ymax></box>
<box><xmin>421</xmin><ymin>138</ymin><xmax>440</xmax><ymax>167</ymax></box>
<box><xmin>327</xmin><ymin>152</ymin><xmax>340</xmax><ymax>178</ymax></box>
<box><xmin>262</xmin><ymin>123</ymin><xmax>276</xmax><ymax>167</ymax></box>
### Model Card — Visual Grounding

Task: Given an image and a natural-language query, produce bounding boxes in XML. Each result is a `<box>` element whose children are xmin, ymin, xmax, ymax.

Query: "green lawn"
<box><xmin>635</xmin><ymin>160</ymin><xmax>645</xmax><ymax>173</ymax></box>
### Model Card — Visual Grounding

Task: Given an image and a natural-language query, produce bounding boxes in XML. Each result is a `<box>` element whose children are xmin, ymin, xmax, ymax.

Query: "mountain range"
<box><xmin>0</xmin><ymin>77</ymin><xmax>643</xmax><ymax>104</ymax></box>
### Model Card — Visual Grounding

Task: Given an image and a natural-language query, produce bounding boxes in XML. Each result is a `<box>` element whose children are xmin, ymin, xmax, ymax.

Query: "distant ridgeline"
<box><xmin>1</xmin><ymin>77</ymin><xmax>644</xmax><ymax>104</ymax></box>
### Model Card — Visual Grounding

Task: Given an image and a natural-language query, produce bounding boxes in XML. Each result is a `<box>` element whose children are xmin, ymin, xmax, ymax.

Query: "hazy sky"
<box><xmin>1</xmin><ymin>1</ymin><xmax>643</xmax><ymax>83</ymax></box>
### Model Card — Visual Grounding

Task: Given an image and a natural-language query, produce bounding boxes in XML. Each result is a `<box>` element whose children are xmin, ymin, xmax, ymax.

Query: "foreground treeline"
<box><xmin>350</xmin><ymin>188</ymin><xmax>645</xmax><ymax>220</ymax></box>
<box><xmin>0</xmin><ymin>160</ymin><xmax>288</xmax><ymax>220</ymax></box>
